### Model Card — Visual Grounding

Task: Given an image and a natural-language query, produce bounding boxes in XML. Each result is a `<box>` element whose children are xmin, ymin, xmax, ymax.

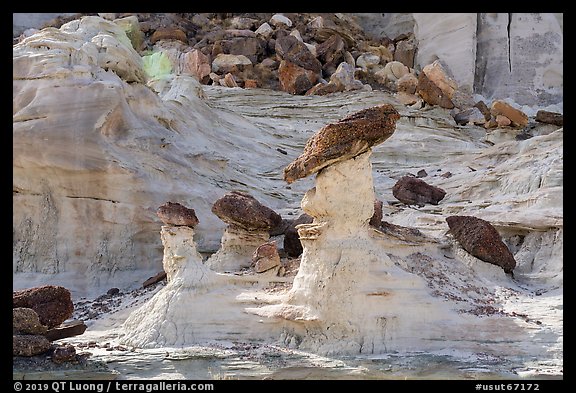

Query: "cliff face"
<box><xmin>354</xmin><ymin>13</ymin><xmax>563</xmax><ymax>108</ymax></box>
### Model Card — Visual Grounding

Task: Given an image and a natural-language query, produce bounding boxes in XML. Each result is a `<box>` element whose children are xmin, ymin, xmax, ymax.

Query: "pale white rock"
<box><xmin>329</xmin><ymin>62</ymin><xmax>364</xmax><ymax>91</ymax></box>
<box><xmin>211</xmin><ymin>53</ymin><xmax>252</xmax><ymax>73</ymax></box>
<box><xmin>355</xmin><ymin>53</ymin><xmax>380</xmax><ymax>71</ymax></box>
<box><xmin>413</xmin><ymin>13</ymin><xmax>477</xmax><ymax>94</ymax></box>
<box><xmin>205</xmin><ymin>226</ymin><xmax>270</xmax><ymax>272</ymax></box>
<box><xmin>304</xmin><ymin>43</ymin><xmax>317</xmax><ymax>57</ymax></box>
<box><xmin>270</xmin><ymin>14</ymin><xmax>292</xmax><ymax>28</ymax></box>
<box><xmin>289</xmin><ymin>29</ymin><xmax>303</xmax><ymax>42</ymax></box>
<box><xmin>254</xmin><ymin>22</ymin><xmax>273</xmax><ymax>39</ymax></box>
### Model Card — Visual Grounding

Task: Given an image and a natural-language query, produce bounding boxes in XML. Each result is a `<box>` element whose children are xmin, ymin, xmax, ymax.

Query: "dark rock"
<box><xmin>473</xmin><ymin>100</ymin><xmax>492</xmax><ymax>122</ymax></box>
<box><xmin>417</xmin><ymin>71</ymin><xmax>454</xmax><ymax>109</ymax></box>
<box><xmin>269</xmin><ymin>218</ymin><xmax>291</xmax><ymax>236</ymax></box>
<box><xmin>211</xmin><ymin>191</ymin><xmax>282</xmax><ymax>231</ymax></box>
<box><xmin>535</xmin><ymin>110</ymin><xmax>563</xmax><ymax>126</ymax></box>
<box><xmin>13</xmin><ymin>286</ymin><xmax>74</xmax><ymax>329</ymax></box>
<box><xmin>284</xmin><ymin>104</ymin><xmax>400</xmax><ymax>183</ymax></box>
<box><xmin>218</xmin><ymin>37</ymin><xmax>265</xmax><ymax>64</ymax></box>
<box><xmin>156</xmin><ymin>202</ymin><xmax>199</xmax><ymax>227</ymax></box>
<box><xmin>283</xmin><ymin>213</ymin><xmax>314</xmax><ymax>257</ymax></box>
<box><xmin>369</xmin><ymin>200</ymin><xmax>384</xmax><ymax>227</ymax></box>
<box><xmin>142</xmin><ymin>271</ymin><xmax>168</xmax><ymax>288</ymax></box>
<box><xmin>446</xmin><ymin>215</ymin><xmax>516</xmax><ymax>274</ymax></box>
<box><xmin>13</xmin><ymin>308</ymin><xmax>47</xmax><ymax>335</ymax></box>
<box><xmin>45</xmin><ymin>321</ymin><xmax>87</xmax><ymax>342</ymax></box>
<box><xmin>416</xmin><ymin>169</ymin><xmax>428</xmax><ymax>178</ymax></box>
<box><xmin>394</xmin><ymin>39</ymin><xmax>416</xmax><ymax>68</ymax></box>
<box><xmin>107</xmin><ymin>288</ymin><xmax>120</xmax><ymax>296</ymax></box>
<box><xmin>453</xmin><ymin>107</ymin><xmax>486</xmax><ymax>126</ymax></box>
<box><xmin>278</xmin><ymin>60</ymin><xmax>318</xmax><ymax>95</ymax></box>
<box><xmin>377</xmin><ymin>221</ymin><xmax>426</xmax><ymax>242</ymax></box>
<box><xmin>51</xmin><ymin>344</ymin><xmax>77</xmax><ymax>364</ymax></box>
<box><xmin>252</xmin><ymin>242</ymin><xmax>281</xmax><ymax>273</ymax></box>
<box><xmin>392</xmin><ymin>176</ymin><xmax>446</xmax><ymax>205</ymax></box>
<box><xmin>275</xmin><ymin>35</ymin><xmax>322</xmax><ymax>73</ymax></box>
<box><xmin>315</xmin><ymin>34</ymin><xmax>347</xmax><ymax>74</ymax></box>
<box><xmin>13</xmin><ymin>334</ymin><xmax>51</xmax><ymax>357</ymax></box>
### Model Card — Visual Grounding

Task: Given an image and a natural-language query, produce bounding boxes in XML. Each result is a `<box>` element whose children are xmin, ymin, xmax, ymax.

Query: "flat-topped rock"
<box><xmin>211</xmin><ymin>191</ymin><xmax>282</xmax><ymax>231</ymax></box>
<box><xmin>284</xmin><ymin>104</ymin><xmax>400</xmax><ymax>184</ymax></box>
<box><xmin>446</xmin><ymin>215</ymin><xmax>516</xmax><ymax>274</ymax></box>
<box><xmin>156</xmin><ymin>202</ymin><xmax>199</xmax><ymax>227</ymax></box>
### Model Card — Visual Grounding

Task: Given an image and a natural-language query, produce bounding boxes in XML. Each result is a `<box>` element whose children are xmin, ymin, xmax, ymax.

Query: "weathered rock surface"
<box><xmin>392</xmin><ymin>176</ymin><xmax>447</xmax><ymax>206</ymax></box>
<box><xmin>278</xmin><ymin>60</ymin><xmax>318</xmax><ymax>95</ymax></box>
<box><xmin>284</xmin><ymin>104</ymin><xmax>400</xmax><ymax>183</ymax></box>
<box><xmin>13</xmin><ymin>308</ymin><xmax>48</xmax><ymax>335</ymax></box>
<box><xmin>446</xmin><ymin>215</ymin><xmax>517</xmax><ymax>274</ymax></box>
<box><xmin>275</xmin><ymin>35</ymin><xmax>322</xmax><ymax>73</ymax></box>
<box><xmin>369</xmin><ymin>199</ymin><xmax>384</xmax><ymax>227</ymax></box>
<box><xmin>156</xmin><ymin>202</ymin><xmax>199</xmax><ymax>227</ymax></box>
<box><xmin>13</xmin><ymin>286</ymin><xmax>73</xmax><ymax>328</ymax></box>
<box><xmin>13</xmin><ymin>334</ymin><xmax>51</xmax><ymax>357</ymax></box>
<box><xmin>252</xmin><ymin>242</ymin><xmax>281</xmax><ymax>273</ymax></box>
<box><xmin>211</xmin><ymin>191</ymin><xmax>282</xmax><ymax>231</ymax></box>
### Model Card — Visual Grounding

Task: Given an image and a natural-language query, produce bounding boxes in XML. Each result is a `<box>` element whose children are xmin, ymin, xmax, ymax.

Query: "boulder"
<box><xmin>150</xmin><ymin>27</ymin><xmax>187</xmax><ymax>44</ymax></box>
<box><xmin>490</xmin><ymin>100</ymin><xmax>528</xmax><ymax>127</ymax></box>
<box><xmin>392</xmin><ymin>176</ymin><xmax>446</xmax><ymax>205</ymax></box>
<box><xmin>270</xmin><ymin>14</ymin><xmax>292</xmax><ymax>28</ymax></box>
<box><xmin>13</xmin><ymin>286</ymin><xmax>73</xmax><ymax>329</ymax></box>
<box><xmin>114</xmin><ymin>16</ymin><xmax>145</xmax><ymax>51</ymax></box>
<box><xmin>211</xmin><ymin>53</ymin><xmax>252</xmax><ymax>74</ymax></box>
<box><xmin>396</xmin><ymin>73</ymin><xmax>418</xmax><ymax>94</ymax></box>
<box><xmin>218</xmin><ymin>37</ymin><xmax>265</xmax><ymax>64</ymax></box>
<box><xmin>51</xmin><ymin>344</ymin><xmax>77</xmax><ymax>364</ymax></box>
<box><xmin>156</xmin><ymin>202</ymin><xmax>199</xmax><ymax>227</ymax></box>
<box><xmin>329</xmin><ymin>62</ymin><xmax>364</xmax><ymax>91</ymax></box>
<box><xmin>211</xmin><ymin>191</ymin><xmax>282</xmax><ymax>231</ymax></box>
<box><xmin>490</xmin><ymin>100</ymin><xmax>529</xmax><ymax>127</ymax></box>
<box><xmin>496</xmin><ymin>115</ymin><xmax>511</xmax><ymax>127</ymax></box>
<box><xmin>275</xmin><ymin>35</ymin><xmax>322</xmax><ymax>73</ymax></box>
<box><xmin>220</xmin><ymin>72</ymin><xmax>239</xmax><ymax>88</ymax></box>
<box><xmin>284</xmin><ymin>104</ymin><xmax>400</xmax><ymax>183</ymax></box>
<box><xmin>283</xmin><ymin>213</ymin><xmax>314</xmax><ymax>258</ymax></box>
<box><xmin>474</xmin><ymin>100</ymin><xmax>492</xmax><ymax>122</ymax></box>
<box><xmin>453</xmin><ymin>107</ymin><xmax>486</xmax><ymax>125</ymax></box>
<box><xmin>278</xmin><ymin>60</ymin><xmax>318</xmax><ymax>95</ymax></box>
<box><xmin>535</xmin><ymin>110</ymin><xmax>563</xmax><ymax>126</ymax></box>
<box><xmin>180</xmin><ymin>49</ymin><xmax>211</xmax><ymax>84</ymax></box>
<box><xmin>315</xmin><ymin>34</ymin><xmax>347</xmax><ymax>74</ymax></box>
<box><xmin>417</xmin><ymin>70</ymin><xmax>454</xmax><ymax>109</ymax></box>
<box><xmin>394</xmin><ymin>38</ymin><xmax>416</xmax><ymax>68</ymax></box>
<box><xmin>142</xmin><ymin>271</ymin><xmax>167</xmax><ymax>288</ymax></box>
<box><xmin>255</xmin><ymin>22</ymin><xmax>273</xmax><ymax>39</ymax></box>
<box><xmin>356</xmin><ymin>53</ymin><xmax>381</xmax><ymax>71</ymax></box>
<box><xmin>252</xmin><ymin>242</ymin><xmax>281</xmax><ymax>273</ymax></box>
<box><xmin>446</xmin><ymin>215</ymin><xmax>516</xmax><ymax>274</ymax></box>
<box><xmin>45</xmin><ymin>321</ymin><xmax>88</xmax><ymax>342</ymax></box>
<box><xmin>13</xmin><ymin>334</ymin><xmax>51</xmax><ymax>357</ymax></box>
<box><xmin>13</xmin><ymin>308</ymin><xmax>47</xmax><ymax>335</ymax></box>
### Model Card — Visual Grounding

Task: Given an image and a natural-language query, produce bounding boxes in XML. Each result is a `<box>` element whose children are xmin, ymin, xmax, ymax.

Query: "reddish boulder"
<box><xmin>211</xmin><ymin>191</ymin><xmax>282</xmax><ymax>231</ymax></box>
<box><xmin>278</xmin><ymin>60</ymin><xmax>318</xmax><ymax>95</ymax></box>
<box><xmin>13</xmin><ymin>286</ymin><xmax>73</xmax><ymax>329</ymax></box>
<box><xmin>490</xmin><ymin>100</ymin><xmax>529</xmax><ymax>127</ymax></box>
<box><xmin>156</xmin><ymin>202</ymin><xmax>199</xmax><ymax>227</ymax></box>
<box><xmin>275</xmin><ymin>35</ymin><xmax>322</xmax><ymax>73</ymax></box>
<box><xmin>446</xmin><ymin>215</ymin><xmax>516</xmax><ymax>274</ymax></box>
<box><xmin>150</xmin><ymin>27</ymin><xmax>188</xmax><ymax>44</ymax></box>
<box><xmin>417</xmin><ymin>71</ymin><xmax>454</xmax><ymax>109</ymax></box>
<box><xmin>13</xmin><ymin>308</ymin><xmax>47</xmax><ymax>335</ymax></box>
<box><xmin>51</xmin><ymin>344</ymin><xmax>77</xmax><ymax>364</ymax></box>
<box><xmin>284</xmin><ymin>104</ymin><xmax>400</xmax><ymax>183</ymax></box>
<box><xmin>392</xmin><ymin>176</ymin><xmax>446</xmax><ymax>206</ymax></box>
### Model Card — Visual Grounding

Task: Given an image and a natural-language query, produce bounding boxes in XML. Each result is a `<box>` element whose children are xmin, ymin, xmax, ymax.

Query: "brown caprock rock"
<box><xmin>211</xmin><ymin>191</ymin><xmax>282</xmax><ymax>231</ymax></box>
<box><xmin>157</xmin><ymin>202</ymin><xmax>199</xmax><ymax>227</ymax></box>
<box><xmin>446</xmin><ymin>215</ymin><xmax>516</xmax><ymax>274</ymax></box>
<box><xmin>13</xmin><ymin>308</ymin><xmax>47</xmax><ymax>335</ymax></box>
<box><xmin>392</xmin><ymin>176</ymin><xmax>446</xmax><ymax>206</ymax></box>
<box><xmin>13</xmin><ymin>286</ymin><xmax>73</xmax><ymax>329</ymax></box>
<box><xmin>283</xmin><ymin>104</ymin><xmax>400</xmax><ymax>183</ymax></box>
